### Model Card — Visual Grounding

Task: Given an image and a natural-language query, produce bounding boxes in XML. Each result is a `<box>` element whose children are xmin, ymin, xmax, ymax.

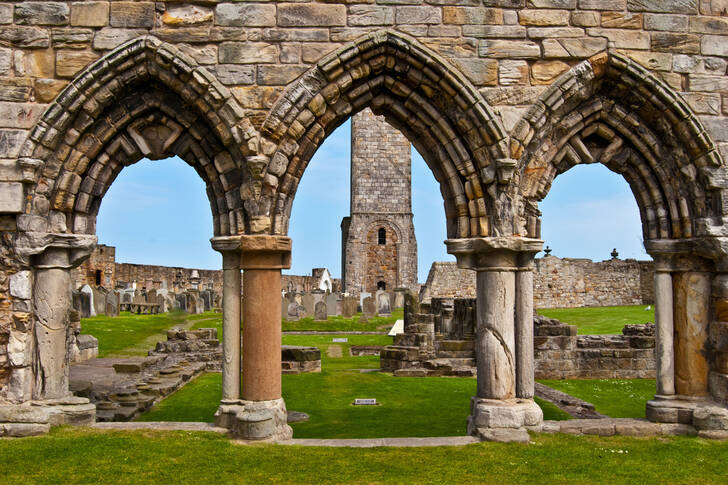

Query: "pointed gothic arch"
<box><xmin>19</xmin><ymin>36</ymin><xmax>252</xmax><ymax>238</ymax></box>
<box><xmin>260</xmin><ymin>30</ymin><xmax>510</xmax><ymax>240</ymax></box>
<box><xmin>509</xmin><ymin>52</ymin><xmax>726</xmax><ymax>246</ymax></box>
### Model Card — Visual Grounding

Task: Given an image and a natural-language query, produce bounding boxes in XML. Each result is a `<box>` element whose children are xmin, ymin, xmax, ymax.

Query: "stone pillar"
<box><xmin>212</xmin><ymin>243</ymin><xmax>241</xmax><ymax>401</ymax></box>
<box><xmin>32</xmin><ymin>247</ymin><xmax>73</xmax><ymax>400</ymax></box>
<box><xmin>214</xmin><ymin>236</ymin><xmax>293</xmax><ymax>441</ymax></box>
<box><xmin>515</xmin><ymin>252</ymin><xmax>536</xmax><ymax>399</ymax></box>
<box><xmin>654</xmin><ymin>265</ymin><xmax>675</xmax><ymax>397</ymax></box>
<box><xmin>673</xmin><ymin>270</ymin><xmax>711</xmax><ymax>397</ymax></box>
<box><xmin>446</xmin><ymin>237</ymin><xmax>543</xmax><ymax>442</ymax></box>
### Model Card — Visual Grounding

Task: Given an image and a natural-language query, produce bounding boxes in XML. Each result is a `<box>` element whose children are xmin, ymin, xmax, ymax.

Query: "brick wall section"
<box><xmin>420</xmin><ymin>256</ymin><xmax>655</xmax><ymax>309</ymax></box>
<box><xmin>342</xmin><ymin>108</ymin><xmax>417</xmax><ymax>296</ymax></box>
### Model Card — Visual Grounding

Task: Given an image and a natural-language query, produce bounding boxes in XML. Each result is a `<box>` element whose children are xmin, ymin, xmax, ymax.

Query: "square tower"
<box><xmin>341</xmin><ymin>108</ymin><xmax>418</xmax><ymax>297</ymax></box>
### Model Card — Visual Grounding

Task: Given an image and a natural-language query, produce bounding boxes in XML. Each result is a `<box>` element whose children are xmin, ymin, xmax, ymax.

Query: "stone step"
<box><xmin>438</xmin><ymin>340</ymin><xmax>474</xmax><ymax>351</ymax></box>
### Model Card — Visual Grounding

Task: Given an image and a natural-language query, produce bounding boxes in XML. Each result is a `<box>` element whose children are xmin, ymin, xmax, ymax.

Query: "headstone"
<box><xmin>105</xmin><ymin>291</ymin><xmax>120</xmax><ymax>316</ymax></box>
<box><xmin>361</xmin><ymin>296</ymin><xmax>376</xmax><ymax>322</ymax></box>
<box><xmin>431</xmin><ymin>298</ymin><xmax>455</xmax><ymax>335</ymax></box>
<box><xmin>394</xmin><ymin>287</ymin><xmax>406</xmax><ymax>309</ymax></box>
<box><xmin>158</xmin><ymin>294</ymin><xmax>168</xmax><ymax>313</ymax></box>
<box><xmin>342</xmin><ymin>296</ymin><xmax>357</xmax><ymax>318</ymax></box>
<box><xmin>359</xmin><ymin>291</ymin><xmax>371</xmax><ymax>311</ymax></box>
<box><xmin>287</xmin><ymin>301</ymin><xmax>301</xmax><ymax>321</ymax></box>
<box><xmin>335</xmin><ymin>297</ymin><xmax>343</xmax><ymax>316</ymax></box>
<box><xmin>314</xmin><ymin>300</ymin><xmax>327</xmax><ymax>321</ymax></box>
<box><xmin>376</xmin><ymin>290</ymin><xmax>391</xmax><ymax>316</ymax></box>
<box><xmin>176</xmin><ymin>293</ymin><xmax>187</xmax><ymax>311</ymax></box>
<box><xmin>301</xmin><ymin>293</ymin><xmax>314</xmax><ymax>317</ymax></box>
<box><xmin>91</xmin><ymin>287</ymin><xmax>106</xmax><ymax>315</ymax></box>
<box><xmin>121</xmin><ymin>291</ymin><xmax>133</xmax><ymax>304</ymax></box>
<box><xmin>80</xmin><ymin>285</ymin><xmax>95</xmax><ymax>318</ymax></box>
<box><xmin>146</xmin><ymin>289</ymin><xmax>157</xmax><ymax>304</ymax></box>
<box><xmin>403</xmin><ymin>290</ymin><xmax>419</xmax><ymax>332</ymax></box>
<box><xmin>453</xmin><ymin>298</ymin><xmax>476</xmax><ymax>339</ymax></box>
<box><xmin>326</xmin><ymin>292</ymin><xmax>338</xmax><ymax>316</ymax></box>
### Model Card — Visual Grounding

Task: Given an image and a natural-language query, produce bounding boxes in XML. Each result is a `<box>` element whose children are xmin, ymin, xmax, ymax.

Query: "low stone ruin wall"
<box><xmin>281</xmin><ymin>346</ymin><xmax>321</xmax><ymax>374</ymax></box>
<box><xmin>419</xmin><ymin>256</ymin><xmax>655</xmax><ymax>309</ymax></box>
<box><xmin>535</xmin><ymin>317</ymin><xmax>656</xmax><ymax>380</ymax></box>
<box><xmin>381</xmin><ymin>297</ymin><xmax>655</xmax><ymax>379</ymax></box>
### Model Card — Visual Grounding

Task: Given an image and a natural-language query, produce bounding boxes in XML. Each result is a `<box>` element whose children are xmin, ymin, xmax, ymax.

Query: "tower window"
<box><xmin>377</xmin><ymin>281</ymin><xmax>386</xmax><ymax>290</ymax></box>
<box><xmin>378</xmin><ymin>228</ymin><xmax>386</xmax><ymax>245</ymax></box>
<box><xmin>95</xmin><ymin>270</ymin><xmax>102</xmax><ymax>286</ymax></box>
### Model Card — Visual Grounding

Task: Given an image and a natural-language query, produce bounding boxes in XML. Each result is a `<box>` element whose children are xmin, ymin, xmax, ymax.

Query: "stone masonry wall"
<box><xmin>342</xmin><ymin>108</ymin><xmax>417</xmax><ymax>296</ymax></box>
<box><xmin>420</xmin><ymin>256</ymin><xmax>655</xmax><ymax>308</ymax></box>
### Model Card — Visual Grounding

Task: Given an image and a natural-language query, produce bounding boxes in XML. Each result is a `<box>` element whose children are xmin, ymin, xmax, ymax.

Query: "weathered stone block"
<box><xmin>71</xmin><ymin>2</ymin><xmax>109</xmax><ymax>28</ymax></box>
<box><xmin>519</xmin><ymin>9</ymin><xmax>570</xmax><ymax>26</ymax></box>
<box><xmin>644</xmin><ymin>13</ymin><xmax>688</xmax><ymax>31</ymax></box>
<box><xmin>213</xmin><ymin>65</ymin><xmax>256</xmax><ymax>86</ymax></box>
<box><xmin>56</xmin><ymin>50</ymin><xmax>99</xmax><ymax>78</ymax></box>
<box><xmin>51</xmin><ymin>28</ymin><xmax>94</xmax><ymax>49</ymax></box>
<box><xmin>443</xmin><ymin>7</ymin><xmax>503</xmax><ymax>25</ymax></box>
<box><xmin>0</xmin><ymin>78</ymin><xmax>32</xmax><ymax>102</ymax></box>
<box><xmin>110</xmin><ymin>2</ymin><xmax>154</xmax><ymax>29</ymax></box>
<box><xmin>578</xmin><ymin>0</ymin><xmax>626</xmax><ymax>10</ymax></box>
<box><xmin>0</xmin><ymin>47</ymin><xmax>10</xmax><ymax>75</ymax></box>
<box><xmin>651</xmin><ymin>32</ymin><xmax>700</xmax><ymax>53</ymax></box>
<box><xmin>277</xmin><ymin>3</ymin><xmax>346</xmax><ymax>27</ymax></box>
<box><xmin>301</xmin><ymin>43</ymin><xmax>339</xmax><ymax>64</ymax></box>
<box><xmin>349</xmin><ymin>5</ymin><xmax>394</xmax><ymax>26</ymax></box>
<box><xmin>162</xmin><ymin>5</ymin><xmax>212</xmax><ymax>26</ymax></box>
<box><xmin>454</xmin><ymin>58</ymin><xmax>498</xmax><ymax>86</ymax></box>
<box><xmin>571</xmin><ymin>11</ymin><xmax>600</xmax><ymax>27</ymax></box>
<box><xmin>682</xmin><ymin>93</ymin><xmax>721</xmax><ymax>115</ymax></box>
<box><xmin>395</xmin><ymin>6</ymin><xmax>442</xmax><ymax>25</ymax></box>
<box><xmin>479</xmin><ymin>40</ymin><xmax>540</xmax><ymax>58</ymax></box>
<box><xmin>15</xmin><ymin>2</ymin><xmax>70</xmax><ymax>26</ymax></box>
<box><xmin>34</xmin><ymin>79</ymin><xmax>67</xmax><ymax>103</ymax></box>
<box><xmin>0</xmin><ymin>4</ymin><xmax>12</xmax><ymax>24</ymax></box>
<box><xmin>215</xmin><ymin>3</ymin><xmax>276</xmax><ymax>27</ymax></box>
<box><xmin>0</xmin><ymin>182</ymin><xmax>24</xmax><ymax>214</ymax></box>
<box><xmin>690</xmin><ymin>16</ymin><xmax>728</xmax><ymax>35</ymax></box>
<box><xmin>499</xmin><ymin>59</ymin><xmax>529</xmax><ymax>85</ymax></box>
<box><xmin>0</xmin><ymin>26</ymin><xmax>50</xmax><ymax>48</ymax></box>
<box><xmin>587</xmin><ymin>28</ymin><xmax>650</xmax><ymax>49</ymax></box>
<box><xmin>463</xmin><ymin>25</ymin><xmax>527</xmax><ymax>38</ymax></box>
<box><xmin>542</xmin><ymin>37</ymin><xmax>607</xmax><ymax>57</ymax></box>
<box><xmin>257</xmin><ymin>65</ymin><xmax>307</xmax><ymax>85</ymax></box>
<box><xmin>531</xmin><ymin>60</ymin><xmax>570</xmax><ymax>84</ymax></box>
<box><xmin>627</xmin><ymin>0</ymin><xmax>697</xmax><ymax>14</ymax></box>
<box><xmin>92</xmin><ymin>28</ymin><xmax>147</xmax><ymax>50</ymax></box>
<box><xmin>219</xmin><ymin>42</ymin><xmax>278</xmax><ymax>64</ymax></box>
<box><xmin>0</xmin><ymin>130</ymin><xmax>26</xmax><ymax>158</ymax></box>
<box><xmin>702</xmin><ymin>35</ymin><xmax>728</xmax><ymax>56</ymax></box>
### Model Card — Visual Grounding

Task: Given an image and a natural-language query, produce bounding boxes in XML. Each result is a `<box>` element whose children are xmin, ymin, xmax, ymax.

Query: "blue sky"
<box><xmin>97</xmin><ymin>121</ymin><xmax>648</xmax><ymax>282</ymax></box>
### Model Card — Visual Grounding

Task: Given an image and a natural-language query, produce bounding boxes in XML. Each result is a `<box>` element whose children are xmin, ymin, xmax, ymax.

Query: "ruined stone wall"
<box><xmin>342</xmin><ymin>108</ymin><xmax>417</xmax><ymax>296</ymax></box>
<box><xmin>72</xmin><ymin>244</ymin><xmax>115</xmax><ymax>287</ymax></box>
<box><xmin>420</xmin><ymin>256</ymin><xmax>655</xmax><ymax>308</ymax></box>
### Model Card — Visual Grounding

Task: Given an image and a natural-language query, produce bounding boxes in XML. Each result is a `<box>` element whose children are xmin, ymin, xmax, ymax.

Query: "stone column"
<box><xmin>515</xmin><ymin>252</ymin><xmax>536</xmax><ymax>399</ymax></box>
<box><xmin>32</xmin><ymin>247</ymin><xmax>73</xmax><ymax>400</ymax></box>
<box><xmin>214</xmin><ymin>236</ymin><xmax>293</xmax><ymax>441</ymax></box>
<box><xmin>446</xmin><ymin>237</ymin><xmax>543</xmax><ymax>442</ymax></box>
<box><xmin>654</xmin><ymin>263</ymin><xmax>675</xmax><ymax>397</ymax></box>
<box><xmin>211</xmin><ymin>240</ymin><xmax>242</xmax><ymax>401</ymax></box>
<box><xmin>673</xmin><ymin>270</ymin><xmax>711</xmax><ymax>398</ymax></box>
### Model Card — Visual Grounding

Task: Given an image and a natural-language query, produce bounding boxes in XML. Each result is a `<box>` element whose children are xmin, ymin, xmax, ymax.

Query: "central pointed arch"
<box><xmin>260</xmin><ymin>30</ymin><xmax>510</xmax><ymax>240</ymax></box>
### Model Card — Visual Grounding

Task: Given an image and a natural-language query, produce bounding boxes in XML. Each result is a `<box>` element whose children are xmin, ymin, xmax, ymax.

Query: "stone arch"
<box><xmin>510</xmin><ymin>52</ymin><xmax>726</xmax><ymax>244</ymax></box>
<box><xmin>260</xmin><ymin>29</ymin><xmax>510</xmax><ymax>240</ymax></box>
<box><xmin>18</xmin><ymin>36</ymin><xmax>253</xmax><ymax>239</ymax></box>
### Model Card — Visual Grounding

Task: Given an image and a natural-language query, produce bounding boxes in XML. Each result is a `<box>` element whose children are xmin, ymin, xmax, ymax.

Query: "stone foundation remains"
<box><xmin>381</xmin><ymin>298</ymin><xmax>656</xmax><ymax>380</ymax></box>
<box><xmin>420</xmin><ymin>256</ymin><xmax>655</xmax><ymax>309</ymax></box>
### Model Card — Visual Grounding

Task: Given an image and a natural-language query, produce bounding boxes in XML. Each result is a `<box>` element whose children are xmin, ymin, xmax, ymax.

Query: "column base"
<box><xmin>215</xmin><ymin>398</ymin><xmax>293</xmax><ymax>441</ymax></box>
<box><xmin>646</xmin><ymin>396</ymin><xmax>728</xmax><ymax>430</ymax></box>
<box><xmin>467</xmin><ymin>397</ymin><xmax>543</xmax><ymax>443</ymax></box>
<box><xmin>0</xmin><ymin>396</ymin><xmax>96</xmax><ymax>437</ymax></box>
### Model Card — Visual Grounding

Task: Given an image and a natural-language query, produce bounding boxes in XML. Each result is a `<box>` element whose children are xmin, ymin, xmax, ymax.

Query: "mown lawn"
<box><xmin>537</xmin><ymin>305</ymin><xmax>655</xmax><ymax>335</ymax></box>
<box><xmin>139</xmin><ymin>333</ymin><xmax>571</xmax><ymax>436</ymax></box>
<box><xmin>80</xmin><ymin>311</ymin><xmax>186</xmax><ymax>357</ymax></box>
<box><xmin>1</xmin><ymin>427</ymin><xmax>726</xmax><ymax>485</ymax></box>
<box><xmin>537</xmin><ymin>379</ymin><xmax>656</xmax><ymax>419</ymax></box>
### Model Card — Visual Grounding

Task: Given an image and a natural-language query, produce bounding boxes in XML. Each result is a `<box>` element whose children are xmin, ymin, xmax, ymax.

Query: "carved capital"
<box><xmin>17</xmin><ymin>232</ymin><xmax>97</xmax><ymax>269</ymax></box>
<box><xmin>446</xmin><ymin>237</ymin><xmax>543</xmax><ymax>272</ymax></box>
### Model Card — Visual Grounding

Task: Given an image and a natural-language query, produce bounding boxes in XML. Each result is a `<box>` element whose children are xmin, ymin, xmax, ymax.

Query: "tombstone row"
<box><xmin>283</xmin><ymin>288</ymin><xmax>404</xmax><ymax>322</ymax></box>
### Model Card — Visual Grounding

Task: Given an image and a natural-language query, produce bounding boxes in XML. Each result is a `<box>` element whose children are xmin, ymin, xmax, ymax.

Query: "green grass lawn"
<box><xmin>80</xmin><ymin>310</ymin><xmax>187</xmax><ymax>357</ymax></box>
<box><xmin>538</xmin><ymin>379</ymin><xmax>656</xmax><ymax>418</ymax></box>
<box><xmin>537</xmin><ymin>305</ymin><xmax>655</xmax><ymax>335</ymax></box>
<box><xmin>1</xmin><ymin>427</ymin><xmax>726</xmax><ymax>485</ymax></box>
<box><xmin>140</xmin><ymin>331</ymin><xmax>571</xmax><ymax>435</ymax></box>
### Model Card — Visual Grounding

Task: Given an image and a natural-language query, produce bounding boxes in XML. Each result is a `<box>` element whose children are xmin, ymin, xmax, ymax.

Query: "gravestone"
<box><xmin>314</xmin><ymin>301</ymin><xmax>327</xmax><ymax>321</ymax></box>
<box><xmin>393</xmin><ymin>288</ymin><xmax>406</xmax><ymax>309</ymax></box>
<box><xmin>403</xmin><ymin>290</ymin><xmax>419</xmax><ymax>332</ymax></box>
<box><xmin>121</xmin><ymin>291</ymin><xmax>133</xmax><ymax>304</ymax></box>
<box><xmin>287</xmin><ymin>301</ymin><xmax>301</xmax><ymax>321</ymax></box>
<box><xmin>359</xmin><ymin>292</ymin><xmax>371</xmax><ymax>312</ymax></box>
<box><xmin>105</xmin><ymin>291</ymin><xmax>119</xmax><ymax>316</ymax></box>
<box><xmin>361</xmin><ymin>296</ymin><xmax>376</xmax><ymax>322</ymax></box>
<box><xmin>342</xmin><ymin>296</ymin><xmax>357</xmax><ymax>318</ymax></box>
<box><xmin>376</xmin><ymin>290</ymin><xmax>391</xmax><ymax>316</ymax></box>
<box><xmin>431</xmin><ymin>298</ymin><xmax>455</xmax><ymax>335</ymax></box>
<box><xmin>326</xmin><ymin>293</ymin><xmax>338</xmax><ymax>317</ymax></box>
<box><xmin>79</xmin><ymin>285</ymin><xmax>95</xmax><ymax>318</ymax></box>
<box><xmin>176</xmin><ymin>293</ymin><xmax>187</xmax><ymax>311</ymax></box>
<box><xmin>91</xmin><ymin>287</ymin><xmax>106</xmax><ymax>315</ymax></box>
<box><xmin>301</xmin><ymin>293</ymin><xmax>314</xmax><ymax>318</ymax></box>
<box><xmin>146</xmin><ymin>289</ymin><xmax>157</xmax><ymax>304</ymax></box>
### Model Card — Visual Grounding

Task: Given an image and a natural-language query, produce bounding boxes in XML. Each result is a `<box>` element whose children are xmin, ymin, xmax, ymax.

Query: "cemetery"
<box><xmin>1</xmin><ymin>0</ymin><xmax>728</xmax><ymax>482</ymax></box>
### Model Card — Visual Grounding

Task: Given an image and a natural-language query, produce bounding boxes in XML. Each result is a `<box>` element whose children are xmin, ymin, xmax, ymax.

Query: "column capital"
<box><xmin>241</xmin><ymin>235</ymin><xmax>291</xmax><ymax>271</ymax></box>
<box><xmin>445</xmin><ymin>237</ymin><xmax>543</xmax><ymax>272</ymax></box>
<box><xmin>17</xmin><ymin>232</ymin><xmax>97</xmax><ymax>269</ymax></box>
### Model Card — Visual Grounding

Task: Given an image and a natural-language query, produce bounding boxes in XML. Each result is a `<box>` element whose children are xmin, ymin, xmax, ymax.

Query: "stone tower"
<box><xmin>341</xmin><ymin>109</ymin><xmax>418</xmax><ymax>297</ymax></box>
